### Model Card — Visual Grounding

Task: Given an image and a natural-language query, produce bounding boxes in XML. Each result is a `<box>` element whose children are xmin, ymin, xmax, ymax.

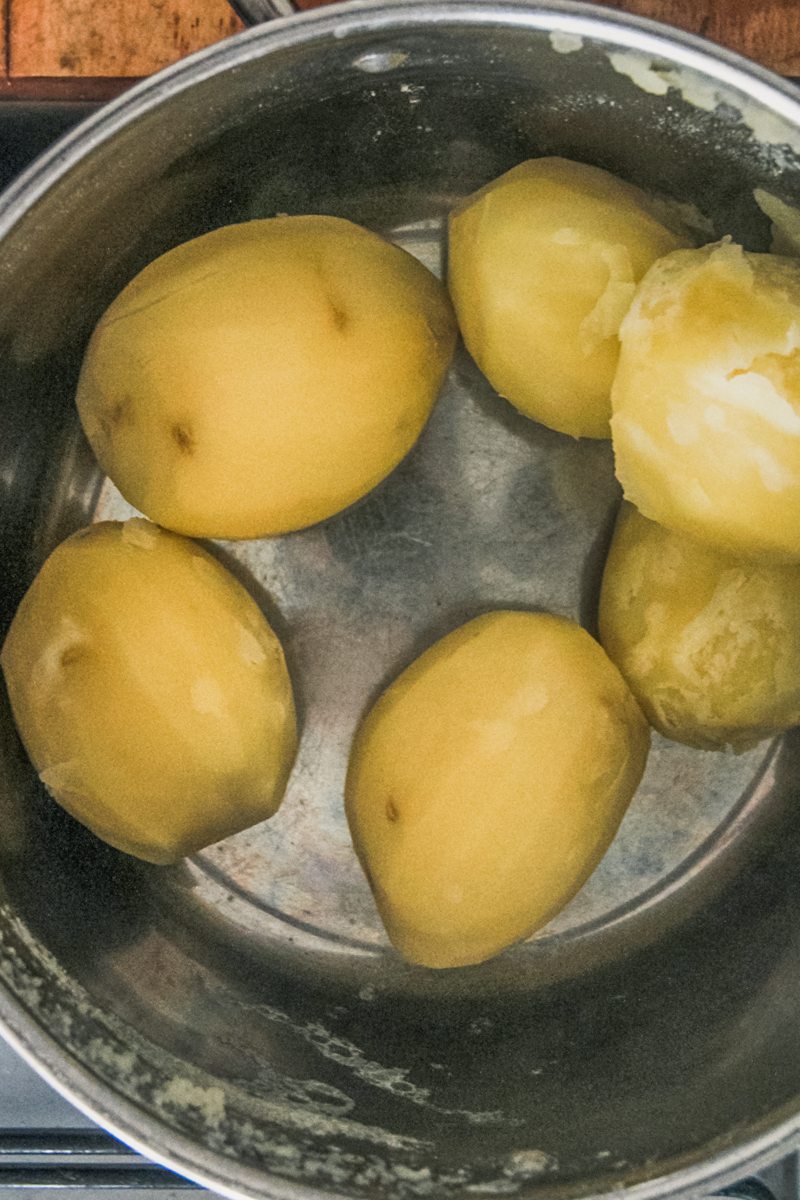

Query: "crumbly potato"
<box><xmin>599</xmin><ymin>502</ymin><xmax>800</xmax><ymax>750</ymax></box>
<box><xmin>76</xmin><ymin>216</ymin><xmax>456</xmax><ymax>539</ymax></box>
<box><xmin>1</xmin><ymin>520</ymin><xmax>297</xmax><ymax>863</ymax></box>
<box><xmin>447</xmin><ymin>157</ymin><xmax>690</xmax><ymax>439</ymax></box>
<box><xmin>611</xmin><ymin>240</ymin><xmax>800</xmax><ymax>562</ymax></box>
<box><xmin>345</xmin><ymin>611</ymin><xmax>649</xmax><ymax>968</ymax></box>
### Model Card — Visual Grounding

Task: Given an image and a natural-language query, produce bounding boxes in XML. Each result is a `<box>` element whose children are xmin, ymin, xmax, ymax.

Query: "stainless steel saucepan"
<box><xmin>1</xmin><ymin>2</ymin><xmax>800</xmax><ymax>1197</ymax></box>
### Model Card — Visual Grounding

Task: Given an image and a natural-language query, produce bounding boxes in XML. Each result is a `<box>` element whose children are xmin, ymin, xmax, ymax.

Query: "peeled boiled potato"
<box><xmin>1</xmin><ymin>519</ymin><xmax>297</xmax><ymax>863</ymax></box>
<box><xmin>447</xmin><ymin>157</ymin><xmax>690</xmax><ymax>438</ymax></box>
<box><xmin>76</xmin><ymin>216</ymin><xmax>456</xmax><ymax>539</ymax></box>
<box><xmin>345</xmin><ymin>611</ymin><xmax>650</xmax><ymax>968</ymax></box>
<box><xmin>599</xmin><ymin>502</ymin><xmax>800</xmax><ymax>751</ymax></box>
<box><xmin>612</xmin><ymin>240</ymin><xmax>800</xmax><ymax>562</ymax></box>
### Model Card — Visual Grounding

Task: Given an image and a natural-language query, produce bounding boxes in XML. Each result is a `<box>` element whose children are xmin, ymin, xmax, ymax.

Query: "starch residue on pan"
<box><xmin>0</xmin><ymin>908</ymin><xmax>561</xmax><ymax>1198</ymax></box>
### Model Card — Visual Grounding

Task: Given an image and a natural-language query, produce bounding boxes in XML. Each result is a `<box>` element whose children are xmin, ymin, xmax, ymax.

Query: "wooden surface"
<box><xmin>596</xmin><ymin>0</ymin><xmax>800</xmax><ymax>76</ymax></box>
<box><xmin>3</xmin><ymin>0</ymin><xmax>243</xmax><ymax>95</ymax></box>
<box><xmin>9</xmin><ymin>0</ymin><xmax>244</xmax><ymax>77</ymax></box>
<box><xmin>0</xmin><ymin>0</ymin><xmax>796</xmax><ymax>98</ymax></box>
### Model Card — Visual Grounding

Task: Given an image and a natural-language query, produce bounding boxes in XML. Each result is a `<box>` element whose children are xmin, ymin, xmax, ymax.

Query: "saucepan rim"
<box><xmin>1</xmin><ymin>1</ymin><xmax>800</xmax><ymax>1196</ymax></box>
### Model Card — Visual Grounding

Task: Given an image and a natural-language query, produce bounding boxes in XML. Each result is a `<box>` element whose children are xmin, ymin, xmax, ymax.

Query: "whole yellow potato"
<box><xmin>599</xmin><ymin>502</ymin><xmax>800</xmax><ymax>751</ymax></box>
<box><xmin>612</xmin><ymin>240</ymin><xmax>800</xmax><ymax>561</ymax></box>
<box><xmin>76</xmin><ymin>216</ymin><xmax>456</xmax><ymax>539</ymax></box>
<box><xmin>447</xmin><ymin>157</ymin><xmax>690</xmax><ymax>439</ymax></box>
<box><xmin>1</xmin><ymin>519</ymin><xmax>297</xmax><ymax>863</ymax></box>
<box><xmin>345</xmin><ymin>611</ymin><xmax>650</xmax><ymax>969</ymax></box>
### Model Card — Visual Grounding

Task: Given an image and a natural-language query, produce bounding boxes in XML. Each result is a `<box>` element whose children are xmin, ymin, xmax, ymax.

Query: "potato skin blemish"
<box><xmin>171</xmin><ymin>423</ymin><xmax>195</xmax><ymax>456</ymax></box>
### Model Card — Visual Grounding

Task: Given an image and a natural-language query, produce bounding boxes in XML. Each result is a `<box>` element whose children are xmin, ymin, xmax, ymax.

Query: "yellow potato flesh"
<box><xmin>599</xmin><ymin>503</ymin><xmax>800</xmax><ymax>751</ymax></box>
<box><xmin>447</xmin><ymin>157</ymin><xmax>689</xmax><ymax>439</ymax></box>
<box><xmin>76</xmin><ymin>216</ymin><xmax>456</xmax><ymax>539</ymax></box>
<box><xmin>1</xmin><ymin>520</ymin><xmax>297</xmax><ymax>863</ymax></box>
<box><xmin>611</xmin><ymin>241</ymin><xmax>800</xmax><ymax>562</ymax></box>
<box><xmin>345</xmin><ymin>611</ymin><xmax>650</xmax><ymax>968</ymax></box>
